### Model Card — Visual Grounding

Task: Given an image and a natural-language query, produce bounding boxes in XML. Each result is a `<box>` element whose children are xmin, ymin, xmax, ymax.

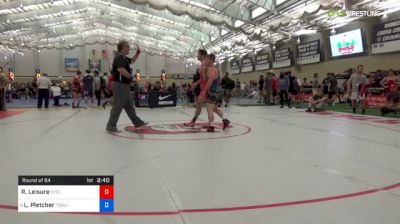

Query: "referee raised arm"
<box><xmin>106</xmin><ymin>40</ymin><xmax>147</xmax><ymax>132</ymax></box>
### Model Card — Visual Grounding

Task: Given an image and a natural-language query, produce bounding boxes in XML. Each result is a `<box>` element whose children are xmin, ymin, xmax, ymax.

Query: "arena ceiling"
<box><xmin>0</xmin><ymin>0</ymin><xmax>398</xmax><ymax>62</ymax></box>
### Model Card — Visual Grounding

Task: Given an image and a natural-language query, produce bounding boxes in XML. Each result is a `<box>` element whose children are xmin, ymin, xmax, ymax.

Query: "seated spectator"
<box><xmin>302</xmin><ymin>78</ymin><xmax>310</xmax><ymax>87</ymax></box>
<box><xmin>381</xmin><ymin>90</ymin><xmax>400</xmax><ymax>116</ymax></box>
<box><xmin>50</xmin><ymin>83</ymin><xmax>62</xmax><ymax>107</ymax></box>
<box><xmin>306</xmin><ymin>89</ymin><xmax>327</xmax><ymax>112</ymax></box>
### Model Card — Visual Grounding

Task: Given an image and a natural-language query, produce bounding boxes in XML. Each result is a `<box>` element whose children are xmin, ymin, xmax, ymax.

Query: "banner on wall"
<box><xmin>64</xmin><ymin>58</ymin><xmax>79</xmax><ymax>72</ymax></box>
<box><xmin>296</xmin><ymin>40</ymin><xmax>320</xmax><ymax>65</ymax></box>
<box><xmin>371</xmin><ymin>19</ymin><xmax>400</xmax><ymax>54</ymax></box>
<box><xmin>241</xmin><ymin>55</ymin><xmax>254</xmax><ymax>73</ymax></box>
<box><xmin>230</xmin><ymin>58</ymin><xmax>240</xmax><ymax>74</ymax></box>
<box><xmin>255</xmin><ymin>52</ymin><xmax>270</xmax><ymax>71</ymax></box>
<box><xmin>272</xmin><ymin>48</ymin><xmax>292</xmax><ymax>68</ymax></box>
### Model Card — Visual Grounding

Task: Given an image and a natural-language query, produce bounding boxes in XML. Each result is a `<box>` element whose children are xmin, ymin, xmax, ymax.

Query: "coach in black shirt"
<box><xmin>106</xmin><ymin>40</ymin><xmax>147</xmax><ymax>132</ymax></box>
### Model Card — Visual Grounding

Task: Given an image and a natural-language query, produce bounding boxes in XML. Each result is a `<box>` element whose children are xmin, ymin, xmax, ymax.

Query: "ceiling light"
<box><xmin>6</xmin><ymin>18</ymin><xmax>10</xmax><ymax>23</ymax></box>
<box><xmin>297</xmin><ymin>36</ymin><xmax>301</xmax><ymax>44</ymax></box>
<box><xmin>38</xmin><ymin>49</ymin><xmax>41</xmax><ymax>53</ymax></box>
<box><xmin>4</xmin><ymin>56</ymin><xmax>7</xmax><ymax>59</ymax></box>
<box><xmin>331</xmin><ymin>28</ymin><xmax>336</xmax><ymax>35</ymax></box>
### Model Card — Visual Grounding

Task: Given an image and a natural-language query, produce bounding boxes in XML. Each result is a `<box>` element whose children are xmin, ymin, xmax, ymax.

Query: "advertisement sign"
<box><xmin>365</xmin><ymin>95</ymin><xmax>386</xmax><ymax>108</ymax></box>
<box><xmin>135</xmin><ymin>91</ymin><xmax>177</xmax><ymax>108</ymax></box>
<box><xmin>296</xmin><ymin>40</ymin><xmax>321</xmax><ymax>65</ymax></box>
<box><xmin>330</xmin><ymin>29</ymin><xmax>364</xmax><ymax>57</ymax></box>
<box><xmin>371</xmin><ymin>19</ymin><xmax>400</xmax><ymax>54</ymax></box>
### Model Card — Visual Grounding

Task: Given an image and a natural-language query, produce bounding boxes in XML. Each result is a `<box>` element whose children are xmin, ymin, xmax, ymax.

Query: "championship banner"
<box><xmin>296</xmin><ymin>40</ymin><xmax>320</xmax><ymax>65</ymax></box>
<box><xmin>255</xmin><ymin>52</ymin><xmax>270</xmax><ymax>71</ymax></box>
<box><xmin>272</xmin><ymin>48</ymin><xmax>292</xmax><ymax>68</ymax></box>
<box><xmin>230</xmin><ymin>58</ymin><xmax>240</xmax><ymax>74</ymax></box>
<box><xmin>241</xmin><ymin>55</ymin><xmax>254</xmax><ymax>73</ymax></box>
<box><xmin>365</xmin><ymin>95</ymin><xmax>386</xmax><ymax>108</ymax></box>
<box><xmin>372</xmin><ymin>19</ymin><xmax>400</xmax><ymax>54</ymax></box>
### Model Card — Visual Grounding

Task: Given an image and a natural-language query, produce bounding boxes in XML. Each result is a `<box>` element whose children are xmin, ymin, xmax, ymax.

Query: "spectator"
<box><xmin>264</xmin><ymin>72</ymin><xmax>273</xmax><ymax>104</ymax></box>
<box><xmin>278</xmin><ymin>73</ymin><xmax>290</xmax><ymax>108</ymax></box>
<box><xmin>302</xmin><ymin>77</ymin><xmax>310</xmax><ymax>87</ymax></box>
<box><xmin>306</xmin><ymin>89</ymin><xmax>327</xmax><ymax>112</ymax></box>
<box><xmin>50</xmin><ymin>83</ymin><xmax>62</xmax><ymax>107</ymax></box>
<box><xmin>312</xmin><ymin>73</ymin><xmax>319</xmax><ymax>95</ymax></box>
<box><xmin>347</xmin><ymin>65</ymin><xmax>368</xmax><ymax>114</ymax></box>
<box><xmin>380</xmin><ymin>69</ymin><xmax>400</xmax><ymax>93</ymax></box>
<box><xmin>329</xmin><ymin>73</ymin><xmax>338</xmax><ymax>106</ymax></box>
<box><xmin>71</xmin><ymin>71</ymin><xmax>82</xmax><ymax>108</ymax></box>
<box><xmin>258</xmin><ymin>75</ymin><xmax>264</xmax><ymax>103</ymax></box>
<box><xmin>235</xmin><ymin>78</ymin><xmax>241</xmax><ymax>97</ymax></box>
<box><xmin>381</xmin><ymin>90</ymin><xmax>400</xmax><ymax>116</ymax></box>
<box><xmin>82</xmin><ymin>70</ymin><xmax>95</xmax><ymax>108</ymax></box>
<box><xmin>271</xmin><ymin>73</ymin><xmax>277</xmax><ymax>104</ymax></box>
<box><xmin>0</xmin><ymin>66</ymin><xmax>10</xmax><ymax>111</ymax></box>
<box><xmin>221</xmin><ymin>72</ymin><xmax>235</xmax><ymax>107</ymax></box>
<box><xmin>94</xmin><ymin>71</ymin><xmax>102</xmax><ymax>107</ymax></box>
<box><xmin>37</xmin><ymin>73</ymin><xmax>51</xmax><ymax>109</ymax></box>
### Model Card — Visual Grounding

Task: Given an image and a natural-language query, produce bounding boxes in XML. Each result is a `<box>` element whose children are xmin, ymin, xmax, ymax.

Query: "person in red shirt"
<box><xmin>380</xmin><ymin>69</ymin><xmax>399</xmax><ymax>93</ymax></box>
<box><xmin>71</xmin><ymin>71</ymin><xmax>82</xmax><ymax>108</ymax></box>
<box><xmin>271</xmin><ymin>73</ymin><xmax>277</xmax><ymax>104</ymax></box>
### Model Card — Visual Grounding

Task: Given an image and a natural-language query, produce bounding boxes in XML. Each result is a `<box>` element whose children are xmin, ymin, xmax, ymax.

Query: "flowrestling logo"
<box><xmin>328</xmin><ymin>10</ymin><xmax>382</xmax><ymax>17</ymax></box>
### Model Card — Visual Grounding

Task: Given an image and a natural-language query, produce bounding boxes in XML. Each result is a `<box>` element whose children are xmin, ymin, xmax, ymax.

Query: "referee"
<box><xmin>106</xmin><ymin>40</ymin><xmax>147</xmax><ymax>132</ymax></box>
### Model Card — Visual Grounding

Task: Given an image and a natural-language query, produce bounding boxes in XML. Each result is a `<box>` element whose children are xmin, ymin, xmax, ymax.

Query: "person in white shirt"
<box><xmin>50</xmin><ymin>83</ymin><xmax>62</xmax><ymax>106</ymax></box>
<box><xmin>36</xmin><ymin>73</ymin><xmax>51</xmax><ymax>109</ymax></box>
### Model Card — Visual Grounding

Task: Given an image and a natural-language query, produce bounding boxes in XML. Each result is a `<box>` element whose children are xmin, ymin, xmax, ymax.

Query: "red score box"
<box><xmin>100</xmin><ymin>186</ymin><xmax>114</xmax><ymax>200</ymax></box>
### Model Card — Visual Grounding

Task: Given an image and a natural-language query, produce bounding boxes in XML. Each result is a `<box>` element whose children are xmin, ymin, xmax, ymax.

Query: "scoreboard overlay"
<box><xmin>18</xmin><ymin>176</ymin><xmax>114</xmax><ymax>213</ymax></box>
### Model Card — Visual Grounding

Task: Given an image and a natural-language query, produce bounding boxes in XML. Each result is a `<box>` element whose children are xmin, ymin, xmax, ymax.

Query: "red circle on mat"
<box><xmin>108</xmin><ymin>121</ymin><xmax>251</xmax><ymax>141</ymax></box>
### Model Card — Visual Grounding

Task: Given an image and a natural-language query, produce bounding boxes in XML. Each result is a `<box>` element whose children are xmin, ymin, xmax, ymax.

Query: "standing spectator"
<box><xmin>221</xmin><ymin>72</ymin><xmax>234</xmax><ymax>107</ymax></box>
<box><xmin>102</xmin><ymin>73</ymin><xmax>114</xmax><ymax>109</ymax></box>
<box><xmin>235</xmin><ymin>78</ymin><xmax>241</xmax><ymax>97</ymax></box>
<box><xmin>271</xmin><ymin>73</ymin><xmax>277</xmax><ymax>104</ymax></box>
<box><xmin>278</xmin><ymin>74</ymin><xmax>290</xmax><ymax>108</ymax></box>
<box><xmin>312</xmin><ymin>73</ymin><xmax>319</xmax><ymax>95</ymax></box>
<box><xmin>329</xmin><ymin>73</ymin><xmax>338</xmax><ymax>106</ymax></box>
<box><xmin>0</xmin><ymin>66</ymin><xmax>10</xmax><ymax>111</ymax></box>
<box><xmin>321</xmin><ymin>73</ymin><xmax>330</xmax><ymax>96</ymax></box>
<box><xmin>82</xmin><ymin>70</ymin><xmax>95</xmax><ymax>108</ymax></box>
<box><xmin>93</xmin><ymin>71</ymin><xmax>102</xmax><ymax>107</ymax></box>
<box><xmin>264</xmin><ymin>72</ymin><xmax>273</xmax><ymax>104</ymax></box>
<box><xmin>50</xmin><ymin>83</ymin><xmax>62</xmax><ymax>107</ymax></box>
<box><xmin>289</xmin><ymin>73</ymin><xmax>299</xmax><ymax>100</ymax></box>
<box><xmin>72</xmin><ymin>71</ymin><xmax>82</xmax><ymax>108</ymax></box>
<box><xmin>347</xmin><ymin>65</ymin><xmax>368</xmax><ymax>114</ymax></box>
<box><xmin>36</xmin><ymin>73</ymin><xmax>51</xmax><ymax>109</ymax></box>
<box><xmin>258</xmin><ymin>75</ymin><xmax>264</xmax><ymax>103</ymax></box>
